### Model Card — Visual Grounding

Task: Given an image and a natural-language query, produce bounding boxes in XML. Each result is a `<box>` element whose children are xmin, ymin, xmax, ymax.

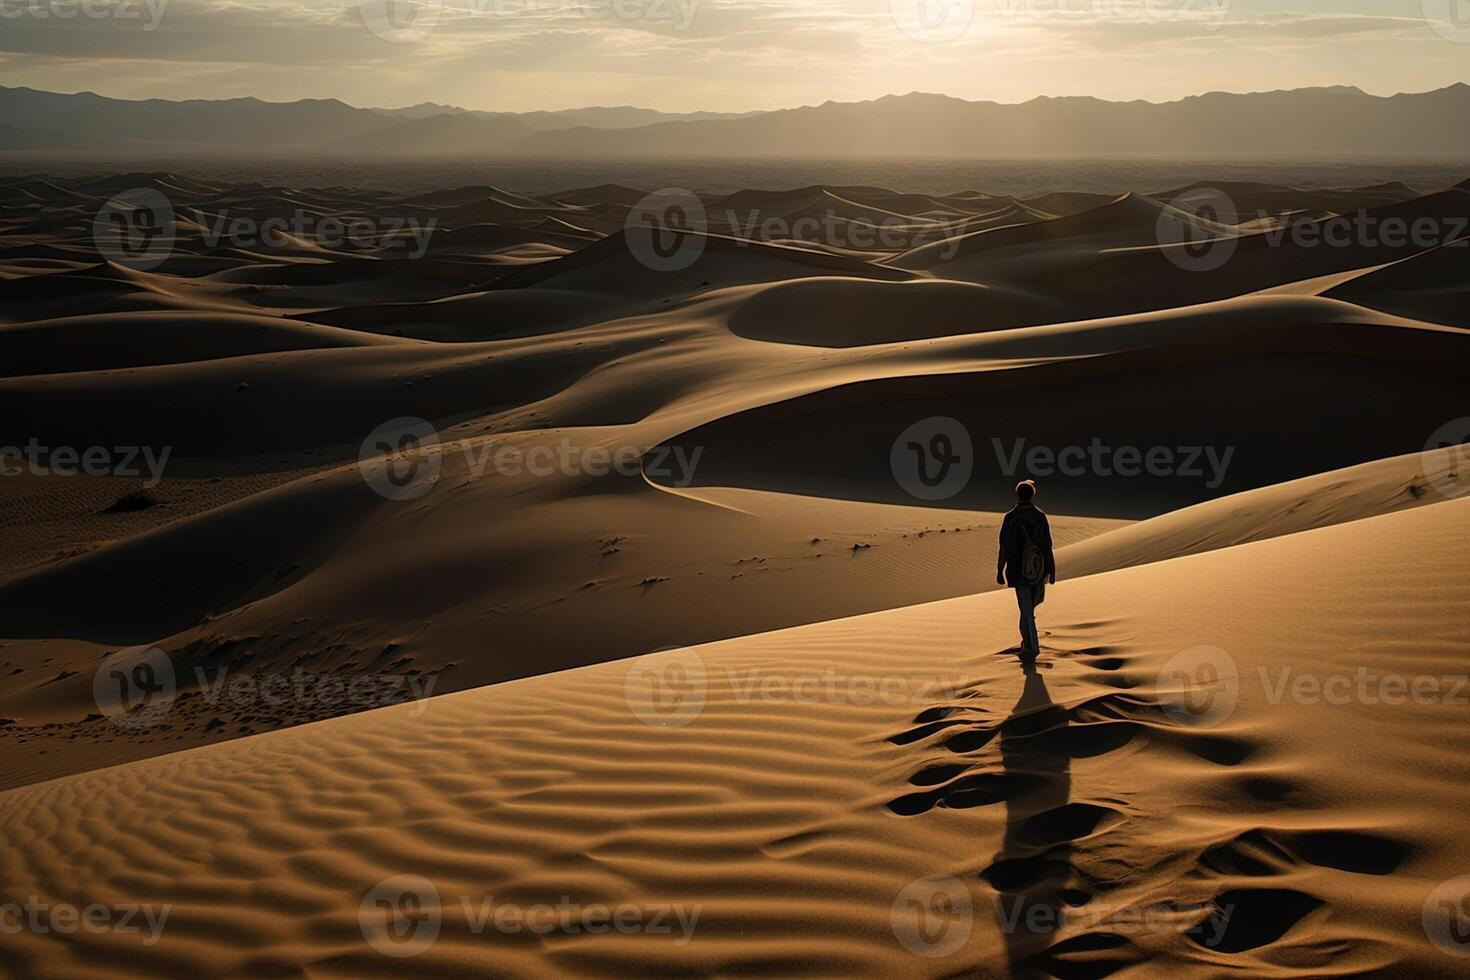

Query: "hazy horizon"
<box><xmin>3</xmin><ymin>0</ymin><xmax>1470</xmax><ymax>113</ymax></box>
<box><xmin>8</xmin><ymin>78</ymin><xmax>1470</xmax><ymax>116</ymax></box>
<box><xmin>4</xmin><ymin>153</ymin><xmax>1467</xmax><ymax>199</ymax></box>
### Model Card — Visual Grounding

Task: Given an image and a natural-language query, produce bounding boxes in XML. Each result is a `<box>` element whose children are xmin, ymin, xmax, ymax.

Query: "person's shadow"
<box><xmin>990</xmin><ymin>654</ymin><xmax>1075</xmax><ymax>976</ymax></box>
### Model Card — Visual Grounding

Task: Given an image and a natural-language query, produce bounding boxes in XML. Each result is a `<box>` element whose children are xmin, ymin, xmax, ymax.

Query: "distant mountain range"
<box><xmin>4</xmin><ymin>84</ymin><xmax>1470</xmax><ymax>157</ymax></box>
<box><xmin>371</xmin><ymin>102</ymin><xmax>753</xmax><ymax>130</ymax></box>
<box><xmin>0</xmin><ymin>87</ymin><xmax>752</xmax><ymax>155</ymax></box>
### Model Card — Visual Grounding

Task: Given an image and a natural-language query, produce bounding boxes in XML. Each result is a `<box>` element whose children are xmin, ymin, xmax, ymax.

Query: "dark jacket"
<box><xmin>998</xmin><ymin>503</ymin><xmax>1055</xmax><ymax>587</ymax></box>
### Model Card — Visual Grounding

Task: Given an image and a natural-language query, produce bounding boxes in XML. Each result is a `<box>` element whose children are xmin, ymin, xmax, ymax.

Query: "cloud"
<box><xmin>0</xmin><ymin>0</ymin><xmax>1463</xmax><ymax>110</ymax></box>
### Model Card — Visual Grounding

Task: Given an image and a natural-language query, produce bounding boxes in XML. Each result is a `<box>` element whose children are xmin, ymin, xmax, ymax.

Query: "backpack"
<box><xmin>1019</xmin><ymin>525</ymin><xmax>1047</xmax><ymax>587</ymax></box>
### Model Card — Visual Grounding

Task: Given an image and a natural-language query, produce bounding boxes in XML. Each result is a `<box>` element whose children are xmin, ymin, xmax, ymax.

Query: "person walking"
<box><xmin>996</xmin><ymin>480</ymin><xmax>1056</xmax><ymax>656</ymax></box>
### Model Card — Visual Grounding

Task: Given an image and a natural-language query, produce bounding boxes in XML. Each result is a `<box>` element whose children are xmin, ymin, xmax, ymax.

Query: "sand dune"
<box><xmin>1325</xmin><ymin>236</ymin><xmax>1470</xmax><ymax>327</ymax></box>
<box><xmin>894</xmin><ymin>182</ymin><xmax>1470</xmax><ymax>322</ymax></box>
<box><xmin>654</xmin><ymin>300</ymin><xmax>1468</xmax><ymax>516</ymax></box>
<box><xmin>0</xmin><ymin>311</ymin><xmax>408</xmax><ymax>377</ymax></box>
<box><xmin>2</xmin><ymin>496</ymin><xmax>1465</xmax><ymax>977</ymax></box>
<box><xmin>898</xmin><ymin>192</ymin><xmax>1234</xmax><ymax>266</ymax></box>
<box><xmin>724</xmin><ymin>277</ymin><xmax>1070</xmax><ymax>345</ymax></box>
<box><xmin>1057</xmin><ymin>444</ymin><xmax>1469</xmax><ymax>576</ymax></box>
<box><xmin>489</xmin><ymin>230</ymin><xmax>915</xmax><ymax>296</ymax></box>
<box><xmin>2</xmin><ymin>171</ymin><xmax>1468</xmax><ymax>976</ymax></box>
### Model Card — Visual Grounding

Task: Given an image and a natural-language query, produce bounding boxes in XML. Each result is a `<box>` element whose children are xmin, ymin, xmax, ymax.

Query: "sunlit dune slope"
<box><xmin>1</xmin><ymin>497</ymin><xmax>1466</xmax><ymax>978</ymax></box>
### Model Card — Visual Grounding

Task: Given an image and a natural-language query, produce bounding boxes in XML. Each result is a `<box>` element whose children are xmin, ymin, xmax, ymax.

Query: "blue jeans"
<box><xmin>1014</xmin><ymin>585</ymin><xmax>1042</xmax><ymax>652</ymax></box>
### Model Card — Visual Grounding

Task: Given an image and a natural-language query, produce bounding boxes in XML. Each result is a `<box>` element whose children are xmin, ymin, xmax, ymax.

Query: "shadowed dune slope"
<box><xmin>488</xmin><ymin>229</ymin><xmax>914</xmax><ymax>296</ymax></box>
<box><xmin>725</xmin><ymin>277</ymin><xmax>1072</xmax><ymax>346</ymax></box>
<box><xmin>1324</xmin><ymin>237</ymin><xmax>1470</xmax><ymax>327</ymax></box>
<box><xmin>655</xmin><ymin>316</ymin><xmax>1470</xmax><ymax>517</ymax></box>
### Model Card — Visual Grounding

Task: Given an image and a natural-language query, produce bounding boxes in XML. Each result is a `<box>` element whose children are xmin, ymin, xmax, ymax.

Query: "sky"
<box><xmin>0</xmin><ymin>0</ymin><xmax>1468</xmax><ymax>112</ymax></box>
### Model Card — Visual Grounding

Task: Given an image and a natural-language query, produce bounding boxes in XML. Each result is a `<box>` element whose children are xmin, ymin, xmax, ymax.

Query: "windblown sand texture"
<box><xmin>1</xmin><ymin>172</ymin><xmax>1468</xmax><ymax>977</ymax></box>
